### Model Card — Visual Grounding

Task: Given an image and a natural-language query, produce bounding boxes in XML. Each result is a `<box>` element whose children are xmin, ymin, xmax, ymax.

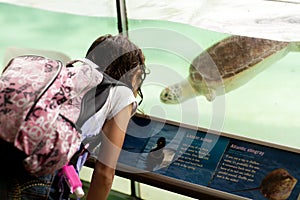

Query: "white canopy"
<box><xmin>1</xmin><ymin>0</ymin><xmax>300</xmax><ymax>41</ymax></box>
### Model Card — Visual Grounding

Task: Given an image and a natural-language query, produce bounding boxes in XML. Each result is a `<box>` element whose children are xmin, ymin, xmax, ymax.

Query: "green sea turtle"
<box><xmin>160</xmin><ymin>35</ymin><xmax>300</xmax><ymax>104</ymax></box>
<box><xmin>233</xmin><ymin>168</ymin><xmax>297</xmax><ymax>200</ymax></box>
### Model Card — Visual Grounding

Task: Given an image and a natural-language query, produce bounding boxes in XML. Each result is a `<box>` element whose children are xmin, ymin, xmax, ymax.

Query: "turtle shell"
<box><xmin>189</xmin><ymin>35</ymin><xmax>290</xmax><ymax>90</ymax></box>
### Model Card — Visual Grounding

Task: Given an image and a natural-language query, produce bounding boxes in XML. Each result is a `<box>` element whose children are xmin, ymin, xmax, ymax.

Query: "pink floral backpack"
<box><xmin>0</xmin><ymin>55</ymin><xmax>118</xmax><ymax>176</ymax></box>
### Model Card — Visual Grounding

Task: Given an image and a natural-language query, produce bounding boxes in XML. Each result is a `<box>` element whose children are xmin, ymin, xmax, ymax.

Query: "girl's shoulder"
<box><xmin>107</xmin><ymin>85</ymin><xmax>137</xmax><ymax>119</ymax></box>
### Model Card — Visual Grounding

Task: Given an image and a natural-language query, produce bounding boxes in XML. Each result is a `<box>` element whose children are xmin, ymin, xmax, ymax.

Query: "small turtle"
<box><xmin>232</xmin><ymin>168</ymin><xmax>297</xmax><ymax>200</ymax></box>
<box><xmin>160</xmin><ymin>35</ymin><xmax>300</xmax><ymax>104</ymax></box>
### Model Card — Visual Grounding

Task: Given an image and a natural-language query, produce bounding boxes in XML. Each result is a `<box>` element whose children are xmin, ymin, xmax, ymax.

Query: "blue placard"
<box><xmin>118</xmin><ymin>115</ymin><xmax>300</xmax><ymax>200</ymax></box>
<box><xmin>209</xmin><ymin>140</ymin><xmax>300</xmax><ymax>200</ymax></box>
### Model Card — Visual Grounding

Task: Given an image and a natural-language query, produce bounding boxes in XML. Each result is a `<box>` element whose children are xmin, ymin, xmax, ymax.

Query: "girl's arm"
<box><xmin>86</xmin><ymin>104</ymin><xmax>133</xmax><ymax>200</ymax></box>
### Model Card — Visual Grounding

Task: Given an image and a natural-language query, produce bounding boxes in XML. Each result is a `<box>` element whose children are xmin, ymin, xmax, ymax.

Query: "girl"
<box><xmin>0</xmin><ymin>34</ymin><xmax>147</xmax><ymax>200</ymax></box>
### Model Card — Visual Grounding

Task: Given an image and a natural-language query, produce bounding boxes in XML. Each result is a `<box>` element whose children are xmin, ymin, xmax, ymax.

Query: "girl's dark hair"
<box><xmin>85</xmin><ymin>34</ymin><xmax>146</xmax><ymax>105</ymax></box>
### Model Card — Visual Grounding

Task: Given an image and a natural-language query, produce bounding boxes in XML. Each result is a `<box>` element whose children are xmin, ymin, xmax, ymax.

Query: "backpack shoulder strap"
<box><xmin>75</xmin><ymin>68</ymin><xmax>129</xmax><ymax>128</ymax></box>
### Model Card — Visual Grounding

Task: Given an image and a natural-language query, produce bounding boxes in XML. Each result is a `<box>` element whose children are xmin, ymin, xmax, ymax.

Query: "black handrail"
<box><xmin>116</xmin><ymin>0</ymin><xmax>128</xmax><ymax>37</ymax></box>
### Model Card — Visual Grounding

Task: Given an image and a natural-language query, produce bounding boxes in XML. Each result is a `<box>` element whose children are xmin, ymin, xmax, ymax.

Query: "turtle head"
<box><xmin>160</xmin><ymin>80</ymin><xmax>217</xmax><ymax>104</ymax></box>
<box><xmin>160</xmin><ymin>79</ymin><xmax>203</xmax><ymax>104</ymax></box>
<box><xmin>160</xmin><ymin>84</ymin><xmax>184</xmax><ymax>104</ymax></box>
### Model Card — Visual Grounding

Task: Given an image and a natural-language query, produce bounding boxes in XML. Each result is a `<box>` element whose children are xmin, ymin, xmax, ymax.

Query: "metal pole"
<box><xmin>116</xmin><ymin>0</ymin><xmax>129</xmax><ymax>37</ymax></box>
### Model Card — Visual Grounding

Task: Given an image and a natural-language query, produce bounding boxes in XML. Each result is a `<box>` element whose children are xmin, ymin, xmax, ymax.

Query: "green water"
<box><xmin>1</xmin><ymin>3</ymin><xmax>300</xmax><ymax>150</ymax></box>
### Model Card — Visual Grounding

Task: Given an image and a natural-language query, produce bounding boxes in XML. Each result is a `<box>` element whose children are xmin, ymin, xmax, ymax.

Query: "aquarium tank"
<box><xmin>1</xmin><ymin>1</ymin><xmax>300</xmax><ymax>199</ymax></box>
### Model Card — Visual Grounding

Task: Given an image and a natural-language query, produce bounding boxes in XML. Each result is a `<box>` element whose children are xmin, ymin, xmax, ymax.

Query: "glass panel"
<box><xmin>2</xmin><ymin>0</ymin><xmax>298</xmax><ymax>149</ymax></box>
<box><xmin>139</xmin><ymin>183</ymin><xmax>196</xmax><ymax>200</ymax></box>
<box><xmin>125</xmin><ymin>18</ymin><xmax>300</xmax><ymax>149</ymax></box>
<box><xmin>0</xmin><ymin>2</ymin><xmax>118</xmax><ymax>67</ymax></box>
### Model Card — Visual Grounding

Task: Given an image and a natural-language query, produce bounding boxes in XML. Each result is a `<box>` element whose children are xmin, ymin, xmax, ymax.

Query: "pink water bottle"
<box><xmin>61</xmin><ymin>165</ymin><xmax>85</xmax><ymax>198</ymax></box>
